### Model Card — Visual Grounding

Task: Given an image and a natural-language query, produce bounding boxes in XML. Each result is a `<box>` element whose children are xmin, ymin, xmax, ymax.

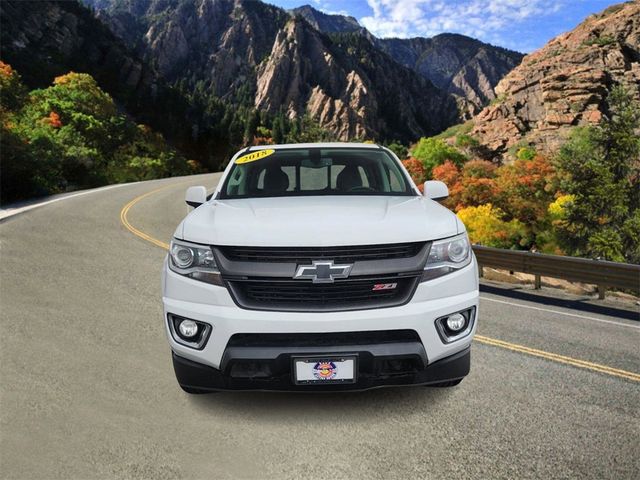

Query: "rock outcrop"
<box><xmin>378</xmin><ymin>34</ymin><xmax>523</xmax><ymax>116</ymax></box>
<box><xmin>83</xmin><ymin>0</ymin><xmax>458</xmax><ymax>142</ymax></box>
<box><xmin>469</xmin><ymin>2</ymin><xmax>640</xmax><ymax>159</ymax></box>
<box><xmin>291</xmin><ymin>5</ymin><xmax>523</xmax><ymax>116</ymax></box>
<box><xmin>291</xmin><ymin>5</ymin><xmax>362</xmax><ymax>34</ymax></box>
<box><xmin>255</xmin><ymin>18</ymin><xmax>457</xmax><ymax>140</ymax></box>
<box><xmin>0</xmin><ymin>0</ymin><xmax>153</xmax><ymax>92</ymax></box>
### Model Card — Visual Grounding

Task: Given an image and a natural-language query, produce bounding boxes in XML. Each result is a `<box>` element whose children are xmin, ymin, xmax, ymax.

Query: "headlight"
<box><xmin>422</xmin><ymin>233</ymin><xmax>472</xmax><ymax>281</ymax></box>
<box><xmin>169</xmin><ymin>239</ymin><xmax>223</xmax><ymax>285</ymax></box>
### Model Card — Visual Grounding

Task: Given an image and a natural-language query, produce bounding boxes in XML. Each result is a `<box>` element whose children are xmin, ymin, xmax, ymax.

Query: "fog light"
<box><xmin>168</xmin><ymin>314</ymin><xmax>212</xmax><ymax>350</ymax></box>
<box><xmin>178</xmin><ymin>319</ymin><xmax>198</xmax><ymax>338</ymax></box>
<box><xmin>434</xmin><ymin>307</ymin><xmax>476</xmax><ymax>344</ymax></box>
<box><xmin>446</xmin><ymin>313</ymin><xmax>466</xmax><ymax>332</ymax></box>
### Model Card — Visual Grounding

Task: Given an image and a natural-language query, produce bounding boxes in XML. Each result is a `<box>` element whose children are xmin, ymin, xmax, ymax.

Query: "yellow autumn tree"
<box><xmin>457</xmin><ymin>204</ymin><xmax>525</xmax><ymax>248</ymax></box>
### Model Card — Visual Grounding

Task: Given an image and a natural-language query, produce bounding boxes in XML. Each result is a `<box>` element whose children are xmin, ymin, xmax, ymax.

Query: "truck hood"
<box><xmin>177</xmin><ymin>196</ymin><xmax>461</xmax><ymax>246</ymax></box>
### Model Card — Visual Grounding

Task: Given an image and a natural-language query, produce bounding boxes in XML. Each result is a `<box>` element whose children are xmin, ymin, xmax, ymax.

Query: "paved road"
<box><xmin>1</xmin><ymin>174</ymin><xmax>639</xmax><ymax>479</ymax></box>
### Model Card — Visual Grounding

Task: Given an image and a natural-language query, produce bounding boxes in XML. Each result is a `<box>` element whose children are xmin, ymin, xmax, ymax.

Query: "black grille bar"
<box><xmin>227</xmin><ymin>330</ymin><xmax>421</xmax><ymax>348</ymax></box>
<box><xmin>218</xmin><ymin>242</ymin><xmax>425</xmax><ymax>264</ymax></box>
<box><xmin>227</xmin><ymin>273</ymin><xmax>421</xmax><ymax>312</ymax></box>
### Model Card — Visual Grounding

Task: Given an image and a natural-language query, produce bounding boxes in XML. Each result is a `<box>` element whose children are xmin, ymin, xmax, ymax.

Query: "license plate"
<box><xmin>293</xmin><ymin>356</ymin><xmax>357</xmax><ymax>384</ymax></box>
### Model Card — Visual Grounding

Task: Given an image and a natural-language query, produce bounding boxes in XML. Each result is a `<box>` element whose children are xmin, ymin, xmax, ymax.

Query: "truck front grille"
<box><xmin>226</xmin><ymin>273</ymin><xmax>421</xmax><ymax>312</ymax></box>
<box><xmin>218</xmin><ymin>242</ymin><xmax>424</xmax><ymax>264</ymax></box>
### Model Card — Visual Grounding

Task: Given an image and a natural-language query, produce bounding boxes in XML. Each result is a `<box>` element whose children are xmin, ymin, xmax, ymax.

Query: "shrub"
<box><xmin>387</xmin><ymin>141</ymin><xmax>408</xmax><ymax>159</ymax></box>
<box><xmin>432</xmin><ymin>160</ymin><xmax>462</xmax><ymax>209</ymax></box>
<box><xmin>0</xmin><ymin>65</ymin><xmax>196</xmax><ymax>203</ymax></box>
<box><xmin>411</xmin><ymin>137</ymin><xmax>467</xmax><ymax>178</ymax></box>
<box><xmin>458</xmin><ymin>160</ymin><xmax>499</xmax><ymax>207</ymax></box>
<box><xmin>402</xmin><ymin>157</ymin><xmax>426</xmax><ymax>188</ymax></box>
<box><xmin>495</xmin><ymin>154</ymin><xmax>556</xmax><ymax>224</ymax></box>
<box><xmin>457</xmin><ymin>204</ymin><xmax>525</xmax><ymax>248</ymax></box>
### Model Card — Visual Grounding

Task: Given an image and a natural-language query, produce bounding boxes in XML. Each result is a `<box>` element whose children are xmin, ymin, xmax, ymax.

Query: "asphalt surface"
<box><xmin>1</xmin><ymin>173</ymin><xmax>639</xmax><ymax>479</ymax></box>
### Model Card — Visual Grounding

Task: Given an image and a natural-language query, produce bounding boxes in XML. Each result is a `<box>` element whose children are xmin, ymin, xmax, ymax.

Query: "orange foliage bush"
<box><xmin>458</xmin><ymin>160</ymin><xmax>499</xmax><ymax>208</ymax></box>
<box><xmin>432</xmin><ymin>160</ymin><xmax>462</xmax><ymax>209</ymax></box>
<box><xmin>43</xmin><ymin>111</ymin><xmax>62</xmax><ymax>128</ymax></box>
<box><xmin>495</xmin><ymin>154</ymin><xmax>556</xmax><ymax>224</ymax></box>
<box><xmin>0</xmin><ymin>61</ymin><xmax>14</xmax><ymax>78</ymax></box>
<box><xmin>402</xmin><ymin>157</ymin><xmax>427</xmax><ymax>188</ymax></box>
<box><xmin>252</xmin><ymin>136</ymin><xmax>274</xmax><ymax>145</ymax></box>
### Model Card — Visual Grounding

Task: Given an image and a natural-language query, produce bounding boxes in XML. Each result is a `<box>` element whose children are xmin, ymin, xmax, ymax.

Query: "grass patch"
<box><xmin>583</xmin><ymin>36</ymin><xmax>616</xmax><ymax>47</ymax></box>
<box><xmin>434</xmin><ymin>120</ymin><xmax>474</xmax><ymax>140</ymax></box>
<box><xmin>489</xmin><ymin>93</ymin><xmax>508</xmax><ymax>106</ymax></box>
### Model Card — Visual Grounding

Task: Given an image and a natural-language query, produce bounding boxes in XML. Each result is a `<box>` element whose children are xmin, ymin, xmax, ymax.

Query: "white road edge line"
<box><xmin>0</xmin><ymin>183</ymin><xmax>136</xmax><ymax>221</ymax></box>
<box><xmin>480</xmin><ymin>296</ymin><xmax>640</xmax><ymax>329</ymax></box>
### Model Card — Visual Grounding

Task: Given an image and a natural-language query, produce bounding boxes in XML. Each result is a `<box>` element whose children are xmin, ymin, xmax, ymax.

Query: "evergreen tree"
<box><xmin>244</xmin><ymin>109</ymin><xmax>259</xmax><ymax>143</ymax></box>
<box><xmin>555</xmin><ymin>86</ymin><xmax>640</xmax><ymax>262</ymax></box>
<box><xmin>272</xmin><ymin>111</ymin><xmax>286</xmax><ymax>144</ymax></box>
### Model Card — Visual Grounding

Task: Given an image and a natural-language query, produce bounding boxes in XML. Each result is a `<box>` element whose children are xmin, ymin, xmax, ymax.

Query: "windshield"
<box><xmin>219</xmin><ymin>147</ymin><xmax>415</xmax><ymax>199</ymax></box>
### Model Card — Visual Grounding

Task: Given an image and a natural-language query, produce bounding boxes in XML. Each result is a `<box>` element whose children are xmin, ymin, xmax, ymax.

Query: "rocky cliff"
<box><xmin>378</xmin><ymin>34</ymin><xmax>524</xmax><ymax>116</ymax></box>
<box><xmin>291</xmin><ymin>5</ymin><xmax>362</xmax><ymax>34</ymax></box>
<box><xmin>291</xmin><ymin>5</ymin><xmax>523</xmax><ymax>116</ymax></box>
<box><xmin>3</xmin><ymin>0</ymin><xmax>526</xmax><ymax>145</ymax></box>
<box><xmin>84</xmin><ymin>0</ymin><xmax>458</xmax><ymax>141</ymax></box>
<box><xmin>469</xmin><ymin>1</ymin><xmax>640</xmax><ymax>159</ymax></box>
<box><xmin>0</xmin><ymin>0</ymin><xmax>153</xmax><ymax>95</ymax></box>
<box><xmin>255</xmin><ymin>18</ymin><xmax>457</xmax><ymax>140</ymax></box>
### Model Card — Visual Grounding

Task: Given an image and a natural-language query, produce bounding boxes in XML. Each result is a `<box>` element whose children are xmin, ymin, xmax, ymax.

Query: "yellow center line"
<box><xmin>475</xmin><ymin>335</ymin><xmax>640</xmax><ymax>382</ymax></box>
<box><xmin>119</xmin><ymin>183</ymin><xmax>640</xmax><ymax>383</ymax></box>
<box><xmin>120</xmin><ymin>184</ymin><xmax>177</xmax><ymax>250</ymax></box>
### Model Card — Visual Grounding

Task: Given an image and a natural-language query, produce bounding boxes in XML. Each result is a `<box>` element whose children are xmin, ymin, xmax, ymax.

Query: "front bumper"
<box><xmin>162</xmin><ymin>255</ymin><xmax>479</xmax><ymax>389</ymax></box>
<box><xmin>173</xmin><ymin>346</ymin><xmax>470</xmax><ymax>392</ymax></box>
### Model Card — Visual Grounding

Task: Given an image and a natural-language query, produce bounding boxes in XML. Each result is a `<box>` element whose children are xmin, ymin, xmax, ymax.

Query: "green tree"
<box><xmin>289</xmin><ymin>114</ymin><xmax>334</xmax><ymax>143</ymax></box>
<box><xmin>555</xmin><ymin>86</ymin><xmax>640</xmax><ymax>262</ymax></box>
<box><xmin>244</xmin><ymin>109</ymin><xmax>259</xmax><ymax>143</ymax></box>
<box><xmin>272</xmin><ymin>111</ymin><xmax>286</xmax><ymax>144</ymax></box>
<box><xmin>411</xmin><ymin>137</ymin><xmax>467</xmax><ymax>178</ymax></box>
<box><xmin>387</xmin><ymin>141</ymin><xmax>408</xmax><ymax>159</ymax></box>
<box><xmin>0</xmin><ymin>62</ymin><xmax>26</xmax><ymax>111</ymax></box>
<box><xmin>228</xmin><ymin>113</ymin><xmax>244</xmax><ymax>146</ymax></box>
<box><xmin>1</xmin><ymin>65</ymin><xmax>196</xmax><ymax>203</ymax></box>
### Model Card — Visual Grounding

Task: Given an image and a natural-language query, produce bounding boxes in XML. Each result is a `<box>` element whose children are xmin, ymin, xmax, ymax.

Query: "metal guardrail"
<box><xmin>472</xmin><ymin>245</ymin><xmax>640</xmax><ymax>299</ymax></box>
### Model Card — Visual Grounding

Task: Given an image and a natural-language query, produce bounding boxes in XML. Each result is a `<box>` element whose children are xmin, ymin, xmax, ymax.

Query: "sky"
<box><xmin>268</xmin><ymin>0</ymin><xmax>620</xmax><ymax>52</ymax></box>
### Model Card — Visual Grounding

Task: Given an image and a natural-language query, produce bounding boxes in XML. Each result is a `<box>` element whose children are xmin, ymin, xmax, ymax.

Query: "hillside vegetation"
<box><xmin>0</xmin><ymin>62</ymin><xmax>196</xmax><ymax>203</ymax></box>
<box><xmin>402</xmin><ymin>86</ymin><xmax>639</xmax><ymax>263</ymax></box>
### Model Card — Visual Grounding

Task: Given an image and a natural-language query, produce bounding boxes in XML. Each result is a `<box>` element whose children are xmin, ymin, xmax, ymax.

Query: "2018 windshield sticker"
<box><xmin>236</xmin><ymin>149</ymin><xmax>275</xmax><ymax>164</ymax></box>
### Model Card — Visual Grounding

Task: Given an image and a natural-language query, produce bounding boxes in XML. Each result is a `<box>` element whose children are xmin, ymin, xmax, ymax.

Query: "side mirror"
<box><xmin>423</xmin><ymin>180</ymin><xmax>449</xmax><ymax>201</ymax></box>
<box><xmin>185</xmin><ymin>186</ymin><xmax>207</xmax><ymax>208</ymax></box>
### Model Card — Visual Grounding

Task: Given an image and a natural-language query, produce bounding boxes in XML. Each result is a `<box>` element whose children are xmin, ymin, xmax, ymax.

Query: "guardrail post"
<box><xmin>598</xmin><ymin>285</ymin><xmax>606</xmax><ymax>300</ymax></box>
<box><xmin>479</xmin><ymin>265</ymin><xmax>484</xmax><ymax>278</ymax></box>
<box><xmin>534</xmin><ymin>274</ymin><xmax>541</xmax><ymax>290</ymax></box>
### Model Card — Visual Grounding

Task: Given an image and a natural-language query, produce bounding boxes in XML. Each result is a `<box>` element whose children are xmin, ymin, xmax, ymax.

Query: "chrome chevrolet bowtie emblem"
<box><xmin>294</xmin><ymin>260</ymin><xmax>353</xmax><ymax>284</ymax></box>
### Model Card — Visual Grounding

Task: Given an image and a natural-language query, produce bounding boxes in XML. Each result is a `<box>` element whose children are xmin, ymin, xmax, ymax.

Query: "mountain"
<box><xmin>0</xmin><ymin>0</ymin><xmax>208</xmax><ymax>162</ymax></box>
<box><xmin>468</xmin><ymin>1</ymin><xmax>640</xmax><ymax>160</ymax></box>
<box><xmin>377</xmin><ymin>35</ymin><xmax>524</xmax><ymax>116</ymax></box>
<box><xmin>291</xmin><ymin>5</ymin><xmax>523</xmax><ymax>115</ymax></box>
<box><xmin>255</xmin><ymin>19</ymin><xmax>457</xmax><ymax>139</ymax></box>
<box><xmin>2</xmin><ymin>0</ymin><xmax>523</xmax><ymax>157</ymax></box>
<box><xmin>0</xmin><ymin>0</ymin><xmax>152</xmax><ymax>96</ymax></box>
<box><xmin>291</xmin><ymin>5</ymin><xmax>362</xmax><ymax>34</ymax></box>
<box><xmin>83</xmin><ymin>0</ymin><xmax>458</xmax><ymax>141</ymax></box>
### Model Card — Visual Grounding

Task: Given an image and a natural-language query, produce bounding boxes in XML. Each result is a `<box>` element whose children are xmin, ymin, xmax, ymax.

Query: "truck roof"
<box><xmin>245</xmin><ymin>142</ymin><xmax>383</xmax><ymax>151</ymax></box>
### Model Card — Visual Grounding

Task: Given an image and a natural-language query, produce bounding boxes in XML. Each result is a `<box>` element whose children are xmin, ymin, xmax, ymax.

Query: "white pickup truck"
<box><xmin>162</xmin><ymin>143</ymin><xmax>479</xmax><ymax>392</ymax></box>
